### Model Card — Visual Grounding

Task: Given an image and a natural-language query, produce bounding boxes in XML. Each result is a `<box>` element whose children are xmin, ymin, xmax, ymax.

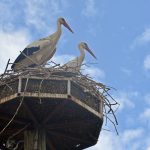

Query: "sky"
<box><xmin>0</xmin><ymin>0</ymin><xmax>150</xmax><ymax>149</ymax></box>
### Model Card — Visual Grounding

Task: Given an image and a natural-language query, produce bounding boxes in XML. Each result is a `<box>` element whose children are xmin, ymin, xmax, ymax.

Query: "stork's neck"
<box><xmin>47</xmin><ymin>21</ymin><xmax>62</xmax><ymax>43</ymax></box>
<box><xmin>78</xmin><ymin>45</ymin><xmax>85</xmax><ymax>63</ymax></box>
<box><xmin>54</xmin><ymin>21</ymin><xmax>62</xmax><ymax>42</ymax></box>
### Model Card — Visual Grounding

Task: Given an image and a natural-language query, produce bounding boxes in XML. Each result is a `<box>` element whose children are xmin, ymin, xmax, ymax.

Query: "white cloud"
<box><xmin>50</xmin><ymin>54</ymin><xmax>74</xmax><ymax>65</ymax></box>
<box><xmin>0</xmin><ymin>0</ymin><xmax>70</xmax><ymax>34</ymax></box>
<box><xmin>145</xmin><ymin>94</ymin><xmax>150</xmax><ymax>105</ymax></box>
<box><xmin>25</xmin><ymin>0</ymin><xmax>52</xmax><ymax>32</ymax></box>
<box><xmin>122</xmin><ymin>128</ymin><xmax>144</xmax><ymax>143</ymax></box>
<box><xmin>121</xmin><ymin>67</ymin><xmax>132</xmax><ymax>76</ymax></box>
<box><xmin>0</xmin><ymin>1</ymin><xmax>21</xmax><ymax>31</ymax></box>
<box><xmin>82</xmin><ymin>0</ymin><xmax>97</xmax><ymax>17</ymax></box>
<box><xmin>144</xmin><ymin>55</ymin><xmax>150</xmax><ymax>70</ymax></box>
<box><xmin>131</xmin><ymin>28</ymin><xmax>150</xmax><ymax>48</ymax></box>
<box><xmin>140</xmin><ymin>108</ymin><xmax>150</xmax><ymax>120</ymax></box>
<box><xmin>82</xmin><ymin>66</ymin><xmax>105</xmax><ymax>80</ymax></box>
<box><xmin>88</xmin><ymin>128</ymin><xmax>144</xmax><ymax>150</ymax></box>
<box><xmin>147</xmin><ymin>147</ymin><xmax>150</xmax><ymax>150</ymax></box>
<box><xmin>138</xmin><ymin>28</ymin><xmax>150</xmax><ymax>44</ymax></box>
<box><xmin>0</xmin><ymin>29</ymin><xmax>30</xmax><ymax>73</ymax></box>
<box><xmin>89</xmin><ymin>132</ymin><xmax>122</xmax><ymax>150</ymax></box>
<box><xmin>114</xmin><ymin>91</ymin><xmax>137</xmax><ymax>111</ymax></box>
<box><xmin>145</xmin><ymin>138</ymin><xmax>150</xmax><ymax>150</ymax></box>
<box><xmin>49</xmin><ymin>54</ymin><xmax>105</xmax><ymax>80</ymax></box>
<box><xmin>24</xmin><ymin>0</ymin><xmax>69</xmax><ymax>33</ymax></box>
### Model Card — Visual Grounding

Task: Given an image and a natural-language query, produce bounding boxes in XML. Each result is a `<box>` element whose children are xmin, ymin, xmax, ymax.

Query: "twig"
<box><xmin>8</xmin><ymin>123</ymin><xmax>30</xmax><ymax>139</ymax></box>
<box><xmin>0</xmin><ymin>61</ymin><xmax>119</xmax><ymax>135</ymax></box>
<box><xmin>0</xmin><ymin>78</ymin><xmax>29</xmax><ymax>136</ymax></box>
<box><xmin>104</xmin><ymin>114</ymin><xmax>119</xmax><ymax>135</ymax></box>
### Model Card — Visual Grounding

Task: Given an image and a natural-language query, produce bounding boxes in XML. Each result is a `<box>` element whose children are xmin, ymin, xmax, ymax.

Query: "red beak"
<box><xmin>86</xmin><ymin>47</ymin><xmax>97</xmax><ymax>59</ymax></box>
<box><xmin>63</xmin><ymin>20</ymin><xmax>74</xmax><ymax>33</ymax></box>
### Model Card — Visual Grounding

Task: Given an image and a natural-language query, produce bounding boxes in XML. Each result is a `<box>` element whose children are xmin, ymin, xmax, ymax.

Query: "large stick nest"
<box><xmin>0</xmin><ymin>62</ymin><xmax>119</xmax><ymax>134</ymax></box>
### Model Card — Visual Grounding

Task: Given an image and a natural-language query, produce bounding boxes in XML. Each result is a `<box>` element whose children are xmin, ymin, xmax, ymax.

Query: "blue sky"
<box><xmin>0</xmin><ymin>0</ymin><xmax>150</xmax><ymax>149</ymax></box>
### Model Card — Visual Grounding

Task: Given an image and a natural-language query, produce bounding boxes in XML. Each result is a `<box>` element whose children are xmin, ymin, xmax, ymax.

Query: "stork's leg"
<box><xmin>41</xmin><ymin>62</ymin><xmax>47</xmax><ymax>67</ymax></box>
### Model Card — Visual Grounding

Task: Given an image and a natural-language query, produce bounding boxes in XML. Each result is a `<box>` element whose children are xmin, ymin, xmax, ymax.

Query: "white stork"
<box><xmin>62</xmin><ymin>42</ymin><xmax>96</xmax><ymax>72</ymax></box>
<box><xmin>11</xmin><ymin>18</ymin><xmax>73</xmax><ymax>71</ymax></box>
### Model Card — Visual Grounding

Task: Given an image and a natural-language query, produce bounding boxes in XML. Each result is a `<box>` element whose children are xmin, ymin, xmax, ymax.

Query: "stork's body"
<box><xmin>62</xmin><ymin>42</ymin><xmax>96</xmax><ymax>72</ymax></box>
<box><xmin>12</xmin><ymin>18</ymin><xmax>73</xmax><ymax>71</ymax></box>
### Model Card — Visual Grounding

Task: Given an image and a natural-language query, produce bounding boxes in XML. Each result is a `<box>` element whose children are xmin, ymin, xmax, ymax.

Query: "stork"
<box><xmin>62</xmin><ymin>42</ymin><xmax>96</xmax><ymax>72</ymax></box>
<box><xmin>11</xmin><ymin>17</ymin><xmax>73</xmax><ymax>71</ymax></box>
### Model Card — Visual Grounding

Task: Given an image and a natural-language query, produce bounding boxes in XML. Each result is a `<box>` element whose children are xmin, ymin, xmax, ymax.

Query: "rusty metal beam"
<box><xmin>46</xmin><ymin>136</ymin><xmax>56</xmax><ymax>150</ymax></box>
<box><xmin>47</xmin><ymin>132</ymin><xmax>70</xmax><ymax>150</ymax></box>
<box><xmin>1</xmin><ymin>128</ymin><xmax>21</xmax><ymax>133</ymax></box>
<box><xmin>49</xmin><ymin>130</ymin><xmax>92</xmax><ymax>145</ymax></box>
<box><xmin>71</xmin><ymin>96</ymin><xmax>102</xmax><ymax>118</ymax></box>
<box><xmin>23</xmin><ymin>102</ymin><xmax>39</xmax><ymax>126</ymax></box>
<box><xmin>42</xmin><ymin>100</ymin><xmax>67</xmax><ymax>124</ymax></box>
<box><xmin>46</xmin><ymin>119</ymin><xmax>95</xmax><ymax>130</ymax></box>
<box><xmin>0</xmin><ymin>112</ymin><xmax>29</xmax><ymax>125</ymax></box>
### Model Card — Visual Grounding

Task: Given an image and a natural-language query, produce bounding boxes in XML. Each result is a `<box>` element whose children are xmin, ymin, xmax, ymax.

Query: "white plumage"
<box><xmin>62</xmin><ymin>42</ymin><xmax>96</xmax><ymax>72</ymax></box>
<box><xmin>12</xmin><ymin>18</ymin><xmax>73</xmax><ymax>71</ymax></box>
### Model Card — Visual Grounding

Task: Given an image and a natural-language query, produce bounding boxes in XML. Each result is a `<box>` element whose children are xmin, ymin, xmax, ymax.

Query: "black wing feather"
<box><xmin>11</xmin><ymin>46</ymin><xmax>40</xmax><ymax>69</ymax></box>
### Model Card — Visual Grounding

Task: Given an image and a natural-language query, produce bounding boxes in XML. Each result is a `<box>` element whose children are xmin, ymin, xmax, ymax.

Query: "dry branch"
<box><xmin>0</xmin><ymin>60</ymin><xmax>119</xmax><ymax>134</ymax></box>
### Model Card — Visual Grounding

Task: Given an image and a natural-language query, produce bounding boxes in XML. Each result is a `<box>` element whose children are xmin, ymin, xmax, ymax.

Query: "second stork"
<box><xmin>62</xmin><ymin>42</ymin><xmax>96</xmax><ymax>72</ymax></box>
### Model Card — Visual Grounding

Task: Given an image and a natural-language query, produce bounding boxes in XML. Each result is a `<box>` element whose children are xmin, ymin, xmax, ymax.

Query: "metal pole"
<box><xmin>24</xmin><ymin>129</ymin><xmax>46</xmax><ymax>150</ymax></box>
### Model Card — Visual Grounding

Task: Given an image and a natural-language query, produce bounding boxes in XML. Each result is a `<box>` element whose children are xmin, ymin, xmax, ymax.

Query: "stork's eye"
<box><xmin>84</xmin><ymin>43</ymin><xmax>87</xmax><ymax>47</ymax></box>
<box><xmin>62</xmin><ymin>18</ymin><xmax>65</xmax><ymax>22</ymax></box>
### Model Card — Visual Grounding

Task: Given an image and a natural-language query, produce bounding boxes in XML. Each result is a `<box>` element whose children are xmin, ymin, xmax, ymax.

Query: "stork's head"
<box><xmin>58</xmin><ymin>17</ymin><xmax>74</xmax><ymax>33</ymax></box>
<box><xmin>79</xmin><ymin>42</ymin><xmax>97</xmax><ymax>59</ymax></box>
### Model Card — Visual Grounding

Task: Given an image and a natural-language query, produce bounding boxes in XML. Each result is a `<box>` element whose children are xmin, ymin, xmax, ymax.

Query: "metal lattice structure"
<box><xmin>0</xmin><ymin>65</ymin><xmax>118</xmax><ymax>150</ymax></box>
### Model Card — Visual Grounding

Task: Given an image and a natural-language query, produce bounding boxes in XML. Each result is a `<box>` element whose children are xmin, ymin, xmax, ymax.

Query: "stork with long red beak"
<box><xmin>62</xmin><ymin>42</ymin><xmax>96</xmax><ymax>72</ymax></box>
<box><xmin>11</xmin><ymin>17</ymin><xmax>73</xmax><ymax>71</ymax></box>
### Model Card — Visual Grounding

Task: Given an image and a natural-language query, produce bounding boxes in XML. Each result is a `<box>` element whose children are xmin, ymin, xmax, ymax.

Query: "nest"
<box><xmin>0</xmin><ymin>61</ymin><xmax>119</xmax><ymax>134</ymax></box>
